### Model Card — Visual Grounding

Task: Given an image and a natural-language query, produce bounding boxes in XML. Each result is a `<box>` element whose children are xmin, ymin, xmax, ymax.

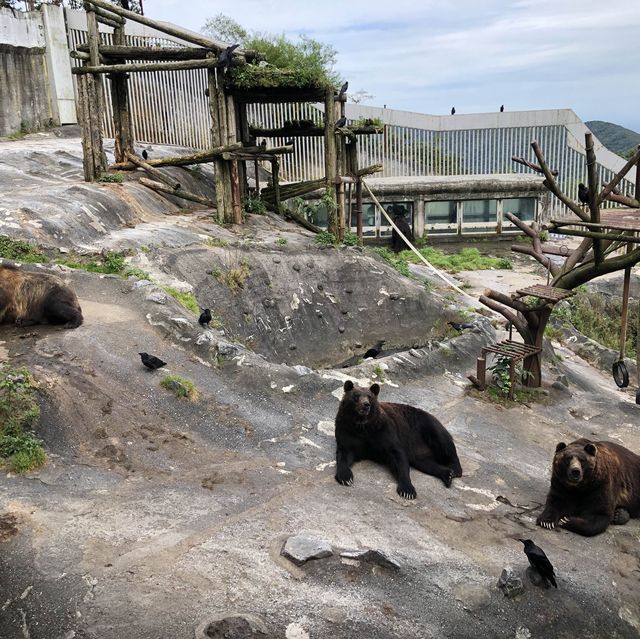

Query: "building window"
<box><xmin>425</xmin><ymin>201</ymin><xmax>457</xmax><ymax>227</ymax></box>
<box><xmin>502</xmin><ymin>197</ymin><xmax>536</xmax><ymax>222</ymax></box>
<box><xmin>351</xmin><ymin>201</ymin><xmax>413</xmax><ymax>237</ymax></box>
<box><xmin>461</xmin><ymin>199</ymin><xmax>498</xmax><ymax>233</ymax></box>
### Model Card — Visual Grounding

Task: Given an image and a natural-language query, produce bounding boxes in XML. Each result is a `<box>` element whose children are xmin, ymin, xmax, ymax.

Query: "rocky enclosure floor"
<box><xmin>0</xmin><ymin>135</ymin><xmax>639</xmax><ymax>639</ymax></box>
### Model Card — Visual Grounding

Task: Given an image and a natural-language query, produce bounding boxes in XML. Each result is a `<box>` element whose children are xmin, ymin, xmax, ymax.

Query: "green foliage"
<box><xmin>56</xmin><ymin>251</ymin><xmax>140</xmax><ymax>277</ymax></box>
<box><xmin>585</xmin><ymin>120</ymin><xmax>640</xmax><ymax>158</ymax></box>
<box><xmin>204</xmin><ymin>14</ymin><xmax>340</xmax><ymax>89</ymax></box>
<box><xmin>162</xmin><ymin>287</ymin><xmax>200</xmax><ymax>315</ymax></box>
<box><xmin>373</xmin><ymin>247</ymin><xmax>410</xmax><ymax>277</ymax></box>
<box><xmin>488</xmin><ymin>355</ymin><xmax>512</xmax><ymax>396</ymax></box>
<box><xmin>124</xmin><ymin>267</ymin><xmax>151</xmax><ymax>280</ymax></box>
<box><xmin>0</xmin><ymin>365</ymin><xmax>45</xmax><ymax>473</ymax></box>
<box><xmin>401</xmin><ymin>246</ymin><xmax>512</xmax><ymax>273</ymax></box>
<box><xmin>352</xmin><ymin>117</ymin><xmax>384</xmax><ymax>128</ymax></box>
<box><xmin>551</xmin><ymin>289</ymin><xmax>637</xmax><ymax>354</ymax></box>
<box><xmin>160</xmin><ymin>375</ymin><xmax>199</xmax><ymax>400</ymax></box>
<box><xmin>242</xmin><ymin>194</ymin><xmax>267</xmax><ymax>215</ymax></box>
<box><xmin>206</xmin><ymin>237</ymin><xmax>230</xmax><ymax>248</ymax></box>
<box><xmin>314</xmin><ymin>230</ymin><xmax>338</xmax><ymax>246</ymax></box>
<box><xmin>97</xmin><ymin>172</ymin><xmax>125</xmax><ymax>183</ymax></box>
<box><xmin>213</xmin><ymin>258</ymin><xmax>251</xmax><ymax>291</ymax></box>
<box><xmin>275</xmin><ymin>238</ymin><xmax>288</xmax><ymax>245</ymax></box>
<box><xmin>373</xmin><ymin>365</ymin><xmax>385</xmax><ymax>382</ymax></box>
<box><xmin>0</xmin><ymin>236</ymin><xmax>47</xmax><ymax>263</ymax></box>
<box><xmin>341</xmin><ymin>230</ymin><xmax>361</xmax><ymax>247</ymax></box>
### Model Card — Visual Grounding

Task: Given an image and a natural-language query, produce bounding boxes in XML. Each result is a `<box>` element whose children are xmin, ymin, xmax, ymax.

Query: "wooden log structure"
<box><xmin>585</xmin><ymin>133</ymin><xmax>602</xmax><ymax>263</ymax></box>
<box><xmin>90</xmin><ymin>5</ymin><xmax>125</xmax><ymax>25</ymax></box>
<box><xmin>109</xmin><ymin>143</ymin><xmax>242</xmax><ymax>170</ymax></box>
<box><xmin>323</xmin><ymin>88</ymin><xmax>338</xmax><ymax>237</ymax></box>
<box><xmin>125</xmin><ymin>151</ymin><xmax>180</xmax><ymax>190</ymax></box>
<box><xmin>109</xmin><ymin>24</ymin><xmax>133</xmax><ymax>163</ymax></box>
<box><xmin>139</xmin><ymin>177</ymin><xmax>216</xmax><ymax>208</ymax></box>
<box><xmin>72</xmin><ymin>58</ymin><xmax>222</xmax><ymax>75</ymax></box>
<box><xmin>76</xmin><ymin>44</ymin><xmax>243</xmax><ymax>62</ymax></box>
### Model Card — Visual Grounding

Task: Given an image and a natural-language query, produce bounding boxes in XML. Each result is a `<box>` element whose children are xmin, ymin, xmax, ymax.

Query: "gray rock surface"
<box><xmin>497</xmin><ymin>568</ymin><xmax>525</xmax><ymax>598</ymax></box>
<box><xmin>281</xmin><ymin>535</ymin><xmax>333</xmax><ymax>565</ymax></box>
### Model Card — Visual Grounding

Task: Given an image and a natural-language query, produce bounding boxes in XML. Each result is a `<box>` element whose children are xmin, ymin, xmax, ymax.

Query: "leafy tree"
<box><xmin>202</xmin><ymin>13</ymin><xmax>342</xmax><ymax>87</ymax></box>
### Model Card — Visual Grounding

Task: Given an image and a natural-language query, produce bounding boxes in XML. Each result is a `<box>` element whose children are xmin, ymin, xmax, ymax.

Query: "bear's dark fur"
<box><xmin>391</xmin><ymin>214</ymin><xmax>414</xmax><ymax>253</ymax></box>
<box><xmin>537</xmin><ymin>438</ymin><xmax>640</xmax><ymax>537</ymax></box>
<box><xmin>334</xmin><ymin>380</ymin><xmax>462</xmax><ymax>499</ymax></box>
<box><xmin>0</xmin><ymin>264</ymin><xmax>83</xmax><ymax>329</ymax></box>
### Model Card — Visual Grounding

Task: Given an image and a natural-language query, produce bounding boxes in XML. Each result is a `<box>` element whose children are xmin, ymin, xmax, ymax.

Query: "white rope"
<box><xmin>361</xmin><ymin>179</ymin><xmax>476</xmax><ymax>300</ymax></box>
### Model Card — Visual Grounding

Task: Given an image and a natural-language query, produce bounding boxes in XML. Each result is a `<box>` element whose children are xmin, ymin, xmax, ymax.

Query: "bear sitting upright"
<box><xmin>334</xmin><ymin>380</ymin><xmax>462</xmax><ymax>499</ymax></box>
<box><xmin>537</xmin><ymin>438</ymin><xmax>640</xmax><ymax>537</ymax></box>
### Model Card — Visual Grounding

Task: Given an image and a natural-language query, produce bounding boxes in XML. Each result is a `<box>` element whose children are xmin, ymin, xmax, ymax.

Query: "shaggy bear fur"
<box><xmin>334</xmin><ymin>380</ymin><xmax>462</xmax><ymax>499</ymax></box>
<box><xmin>0</xmin><ymin>264</ymin><xmax>83</xmax><ymax>329</ymax></box>
<box><xmin>391</xmin><ymin>214</ymin><xmax>414</xmax><ymax>253</ymax></box>
<box><xmin>537</xmin><ymin>438</ymin><xmax>640</xmax><ymax>537</ymax></box>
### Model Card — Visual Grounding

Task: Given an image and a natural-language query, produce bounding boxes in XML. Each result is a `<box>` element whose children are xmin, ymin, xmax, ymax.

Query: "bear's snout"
<box><xmin>567</xmin><ymin>458</ymin><xmax>583</xmax><ymax>483</ymax></box>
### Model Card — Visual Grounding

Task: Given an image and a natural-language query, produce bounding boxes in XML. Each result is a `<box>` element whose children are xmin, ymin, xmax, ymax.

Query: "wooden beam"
<box><xmin>229</xmin><ymin>159</ymin><xmax>243</xmax><ymax>224</ymax></box>
<box><xmin>549</xmin><ymin>219</ymin><xmax>640</xmax><ymax>233</ymax></box>
<box><xmin>597</xmin><ymin>145</ymin><xmax>640</xmax><ymax>205</ymax></box>
<box><xmin>84</xmin><ymin>0</ymin><xmax>249</xmax><ymax>54</ymax></box>
<box><xmin>91</xmin><ymin>5</ymin><xmax>125</xmax><ymax>25</ymax></box>
<box><xmin>207</xmin><ymin>67</ymin><xmax>227</xmax><ymax>223</ymax></box>
<box><xmin>125</xmin><ymin>151</ymin><xmax>180</xmax><ymax>190</ymax></box>
<box><xmin>95</xmin><ymin>14</ymin><xmax>122</xmax><ymax>29</ymax></box>
<box><xmin>76</xmin><ymin>44</ymin><xmax>232</xmax><ymax>61</ymax></box>
<box><xmin>324</xmin><ymin>88</ymin><xmax>338</xmax><ymax>237</ymax></box>
<box><xmin>73</xmin><ymin>58</ymin><xmax>220</xmax><ymax>75</ymax></box>
<box><xmin>139</xmin><ymin>177</ymin><xmax>216</xmax><ymax>208</ymax></box>
<box><xmin>109</xmin><ymin>142</ymin><xmax>242</xmax><ymax>170</ymax></box>
<box><xmin>550</xmin><ymin>227</ymin><xmax>640</xmax><ymax>244</ymax></box>
<box><xmin>271</xmin><ymin>158</ymin><xmax>282</xmax><ymax>216</ymax></box>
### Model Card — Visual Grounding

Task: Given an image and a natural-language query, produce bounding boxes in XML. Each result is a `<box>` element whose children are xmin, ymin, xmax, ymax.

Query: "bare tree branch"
<box><xmin>512</xmin><ymin>155</ymin><xmax>559</xmax><ymax>176</ymax></box>
<box><xmin>597</xmin><ymin>145</ymin><xmax>640</xmax><ymax>205</ymax></box>
<box><xmin>479</xmin><ymin>295</ymin><xmax>530</xmax><ymax>339</ymax></box>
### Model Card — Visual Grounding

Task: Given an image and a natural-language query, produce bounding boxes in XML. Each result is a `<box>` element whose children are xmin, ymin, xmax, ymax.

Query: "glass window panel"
<box><xmin>306</xmin><ymin>202</ymin><xmax>329</xmax><ymax>228</ymax></box>
<box><xmin>463</xmin><ymin>199</ymin><xmax>497</xmax><ymax>223</ymax></box>
<box><xmin>380</xmin><ymin>201</ymin><xmax>413</xmax><ymax>236</ymax></box>
<box><xmin>425</xmin><ymin>201</ymin><xmax>457</xmax><ymax>225</ymax></box>
<box><xmin>503</xmin><ymin>197</ymin><xmax>536</xmax><ymax>221</ymax></box>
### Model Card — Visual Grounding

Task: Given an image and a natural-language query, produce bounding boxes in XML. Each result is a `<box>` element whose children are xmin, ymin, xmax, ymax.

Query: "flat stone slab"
<box><xmin>497</xmin><ymin>567</ymin><xmax>525</xmax><ymax>598</ymax></box>
<box><xmin>281</xmin><ymin>535</ymin><xmax>333</xmax><ymax>565</ymax></box>
<box><xmin>339</xmin><ymin>548</ymin><xmax>401</xmax><ymax>570</ymax></box>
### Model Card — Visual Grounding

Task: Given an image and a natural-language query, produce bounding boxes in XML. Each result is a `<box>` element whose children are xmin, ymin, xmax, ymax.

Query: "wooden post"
<box><xmin>476</xmin><ymin>356</ymin><xmax>486</xmax><ymax>390</ymax></box>
<box><xmin>77</xmin><ymin>74</ymin><xmax>93</xmax><ymax>182</ymax></box>
<box><xmin>323</xmin><ymin>88</ymin><xmax>338</xmax><ymax>236</ymax></box>
<box><xmin>636</xmin><ymin>148</ymin><xmax>640</xmax><ymax>203</ymax></box>
<box><xmin>229</xmin><ymin>159</ymin><xmax>243</xmax><ymax>224</ymax></box>
<box><xmin>585</xmin><ymin>133</ymin><xmax>601</xmax><ymax>264</ymax></box>
<box><xmin>109</xmin><ymin>25</ymin><xmax>133</xmax><ymax>163</ymax></box>
<box><xmin>335</xmin><ymin>96</ymin><xmax>346</xmax><ymax>240</ymax></box>
<box><xmin>207</xmin><ymin>67</ymin><xmax>227</xmax><ymax>223</ymax></box>
<box><xmin>355</xmin><ymin>177</ymin><xmax>363</xmax><ymax>240</ymax></box>
<box><xmin>346</xmin><ymin>142</ymin><xmax>359</xmax><ymax>237</ymax></box>
<box><xmin>125</xmin><ymin>151</ymin><xmax>180</xmax><ymax>189</ymax></box>
<box><xmin>271</xmin><ymin>158</ymin><xmax>282</xmax><ymax>216</ymax></box>
<box><xmin>236</xmin><ymin>101</ymin><xmax>250</xmax><ymax>200</ymax></box>
<box><xmin>254</xmin><ymin>158</ymin><xmax>260</xmax><ymax>196</ymax></box>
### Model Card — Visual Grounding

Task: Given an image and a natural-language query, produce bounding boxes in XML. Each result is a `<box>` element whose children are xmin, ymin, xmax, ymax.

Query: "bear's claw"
<box><xmin>559</xmin><ymin>517</ymin><xmax>570</xmax><ymax>526</ymax></box>
<box><xmin>397</xmin><ymin>485</ymin><xmax>417</xmax><ymax>500</ymax></box>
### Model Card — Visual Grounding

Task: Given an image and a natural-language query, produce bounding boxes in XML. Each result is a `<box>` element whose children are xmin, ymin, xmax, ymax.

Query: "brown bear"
<box><xmin>334</xmin><ymin>380</ymin><xmax>462</xmax><ymax>499</ymax></box>
<box><xmin>0</xmin><ymin>264</ymin><xmax>83</xmax><ymax>329</ymax></box>
<box><xmin>537</xmin><ymin>438</ymin><xmax>640</xmax><ymax>537</ymax></box>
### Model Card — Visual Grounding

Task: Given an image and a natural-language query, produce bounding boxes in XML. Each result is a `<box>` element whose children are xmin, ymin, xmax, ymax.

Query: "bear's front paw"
<box><xmin>397</xmin><ymin>483</ymin><xmax>417</xmax><ymax>500</ymax></box>
<box><xmin>558</xmin><ymin>516</ymin><xmax>571</xmax><ymax>527</ymax></box>
<box><xmin>536</xmin><ymin>514</ymin><xmax>560</xmax><ymax>530</ymax></box>
<box><xmin>14</xmin><ymin>319</ymin><xmax>24</xmax><ymax>327</ymax></box>
<box><xmin>613</xmin><ymin>508</ymin><xmax>630</xmax><ymax>526</ymax></box>
<box><xmin>335</xmin><ymin>469</ymin><xmax>353</xmax><ymax>486</ymax></box>
<box><xmin>442</xmin><ymin>469</ymin><xmax>455</xmax><ymax>488</ymax></box>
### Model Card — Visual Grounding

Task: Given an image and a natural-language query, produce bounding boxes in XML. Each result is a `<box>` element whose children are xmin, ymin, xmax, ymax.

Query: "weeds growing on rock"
<box><xmin>162</xmin><ymin>287</ymin><xmax>200</xmax><ymax>315</ymax></box>
<box><xmin>160</xmin><ymin>375</ymin><xmax>199</xmax><ymax>400</ymax></box>
<box><xmin>275</xmin><ymin>238</ymin><xmax>288</xmax><ymax>245</ymax></box>
<box><xmin>373</xmin><ymin>247</ymin><xmax>410</xmax><ymax>277</ymax></box>
<box><xmin>0</xmin><ymin>365</ymin><xmax>45</xmax><ymax>473</ymax></box>
<box><xmin>0</xmin><ymin>236</ymin><xmax>48</xmax><ymax>263</ymax></box>
<box><xmin>97</xmin><ymin>172</ymin><xmax>125</xmax><ymax>183</ymax></box>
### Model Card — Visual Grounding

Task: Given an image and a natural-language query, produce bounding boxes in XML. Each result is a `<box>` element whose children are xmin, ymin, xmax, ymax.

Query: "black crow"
<box><xmin>363</xmin><ymin>340</ymin><xmax>385</xmax><ymax>360</ymax></box>
<box><xmin>519</xmin><ymin>539</ymin><xmax>557</xmax><ymax>588</ymax></box>
<box><xmin>198</xmin><ymin>308</ymin><xmax>212</xmax><ymax>327</ymax></box>
<box><xmin>500</xmin><ymin>105</ymin><xmax>504</xmax><ymax>112</ymax></box>
<box><xmin>217</xmin><ymin>44</ymin><xmax>240</xmax><ymax>73</ymax></box>
<box><xmin>451</xmin><ymin>107</ymin><xmax>455</xmax><ymax>115</ymax></box>
<box><xmin>204</xmin><ymin>87</ymin><xmax>210</xmax><ymax>98</ymax></box>
<box><xmin>120</xmin><ymin>0</ymin><xmax>130</xmax><ymax>10</ymax></box>
<box><xmin>260</xmin><ymin>139</ymin><xmax>267</xmax><ymax>149</ymax></box>
<box><xmin>448</xmin><ymin>321</ymin><xmax>476</xmax><ymax>331</ymax></box>
<box><xmin>284</xmin><ymin>139</ymin><xmax>294</xmax><ymax>146</ymax></box>
<box><xmin>335</xmin><ymin>116</ymin><xmax>347</xmax><ymax>129</ymax></box>
<box><xmin>578</xmin><ymin>183</ymin><xmax>591</xmax><ymax>206</ymax></box>
<box><xmin>139</xmin><ymin>352</ymin><xmax>167</xmax><ymax>370</ymax></box>
<box><xmin>141</xmin><ymin>149</ymin><xmax>148</xmax><ymax>161</ymax></box>
<box><xmin>338</xmin><ymin>81</ymin><xmax>348</xmax><ymax>99</ymax></box>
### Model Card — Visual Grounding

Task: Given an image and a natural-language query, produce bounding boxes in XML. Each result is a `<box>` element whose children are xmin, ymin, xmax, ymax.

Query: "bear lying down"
<box><xmin>537</xmin><ymin>438</ymin><xmax>640</xmax><ymax>537</ymax></box>
<box><xmin>334</xmin><ymin>380</ymin><xmax>462</xmax><ymax>499</ymax></box>
<box><xmin>0</xmin><ymin>264</ymin><xmax>83</xmax><ymax>329</ymax></box>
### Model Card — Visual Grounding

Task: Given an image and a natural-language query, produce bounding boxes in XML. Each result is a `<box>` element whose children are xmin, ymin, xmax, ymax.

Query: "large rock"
<box><xmin>281</xmin><ymin>534</ymin><xmax>333</xmax><ymax>565</ymax></box>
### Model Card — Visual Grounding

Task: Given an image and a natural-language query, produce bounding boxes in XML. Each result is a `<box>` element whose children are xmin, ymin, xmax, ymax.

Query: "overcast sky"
<box><xmin>150</xmin><ymin>0</ymin><xmax>640</xmax><ymax>132</ymax></box>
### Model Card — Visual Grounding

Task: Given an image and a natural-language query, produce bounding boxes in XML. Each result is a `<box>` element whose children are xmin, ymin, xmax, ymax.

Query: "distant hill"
<box><xmin>585</xmin><ymin>120</ymin><xmax>640</xmax><ymax>158</ymax></box>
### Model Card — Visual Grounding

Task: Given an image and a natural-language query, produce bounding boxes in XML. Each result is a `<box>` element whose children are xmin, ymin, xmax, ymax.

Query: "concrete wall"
<box><xmin>0</xmin><ymin>6</ymin><xmax>75</xmax><ymax>137</ymax></box>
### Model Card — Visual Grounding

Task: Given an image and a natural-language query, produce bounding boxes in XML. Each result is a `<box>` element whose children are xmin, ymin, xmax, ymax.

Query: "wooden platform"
<box><xmin>513</xmin><ymin>284</ymin><xmax>575</xmax><ymax>303</ymax></box>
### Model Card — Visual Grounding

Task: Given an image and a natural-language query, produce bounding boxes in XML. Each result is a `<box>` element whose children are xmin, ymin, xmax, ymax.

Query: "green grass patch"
<box><xmin>205</xmin><ymin>237</ymin><xmax>230</xmax><ymax>248</ymax></box>
<box><xmin>314</xmin><ymin>230</ymin><xmax>338</xmax><ymax>246</ymax></box>
<box><xmin>160</xmin><ymin>375</ymin><xmax>199</xmax><ymax>400</ymax></box>
<box><xmin>0</xmin><ymin>365</ymin><xmax>45</xmax><ymax>473</ymax></box>
<box><xmin>551</xmin><ymin>289</ymin><xmax>637</xmax><ymax>354</ymax></box>
<box><xmin>373</xmin><ymin>365</ymin><xmax>385</xmax><ymax>382</ymax></box>
<box><xmin>162</xmin><ymin>287</ymin><xmax>200</xmax><ymax>315</ymax></box>
<box><xmin>242</xmin><ymin>195</ymin><xmax>267</xmax><ymax>215</ymax></box>
<box><xmin>275</xmin><ymin>238</ymin><xmax>288</xmax><ymax>245</ymax></box>
<box><xmin>56</xmin><ymin>250</ymin><xmax>128</xmax><ymax>275</ymax></box>
<box><xmin>97</xmin><ymin>172</ymin><xmax>125</xmax><ymax>183</ymax></box>
<box><xmin>373</xmin><ymin>247</ymin><xmax>410</xmax><ymax>277</ymax></box>
<box><xmin>401</xmin><ymin>247</ymin><xmax>512</xmax><ymax>273</ymax></box>
<box><xmin>0</xmin><ymin>236</ymin><xmax>48</xmax><ymax>263</ymax></box>
<box><xmin>342</xmin><ymin>230</ymin><xmax>361</xmax><ymax>247</ymax></box>
<box><xmin>213</xmin><ymin>258</ymin><xmax>251</xmax><ymax>291</ymax></box>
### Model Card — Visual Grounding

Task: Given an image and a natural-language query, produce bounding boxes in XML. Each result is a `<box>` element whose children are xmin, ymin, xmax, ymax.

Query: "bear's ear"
<box><xmin>584</xmin><ymin>443</ymin><xmax>597</xmax><ymax>456</ymax></box>
<box><xmin>369</xmin><ymin>383</ymin><xmax>380</xmax><ymax>396</ymax></box>
<box><xmin>555</xmin><ymin>442</ymin><xmax>567</xmax><ymax>453</ymax></box>
<box><xmin>343</xmin><ymin>380</ymin><xmax>354</xmax><ymax>392</ymax></box>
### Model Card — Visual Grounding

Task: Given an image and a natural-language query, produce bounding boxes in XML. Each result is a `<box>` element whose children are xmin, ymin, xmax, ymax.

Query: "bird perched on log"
<box><xmin>448</xmin><ymin>321</ymin><xmax>476</xmax><ymax>332</ymax></box>
<box><xmin>198</xmin><ymin>308</ymin><xmax>212</xmax><ymax>327</ymax></box>
<box><xmin>451</xmin><ymin>107</ymin><xmax>456</xmax><ymax>115</ymax></box>
<box><xmin>578</xmin><ymin>183</ymin><xmax>591</xmax><ymax>206</ymax></box>
<box><xmin>335</xmin><ymin>116</ymin><xmax>347</xmax><ymax>129</ymax></box>
<box><xmin>519</xmin><ymin>539</ymin><xmax>557</xmax><ymax>588</ymax></box>
<box><xmin>141</xmin><ymin>149</ymin><xmax>148</xmax><ymax>161</ymax></box>
<box><xmin>500</xmin><ymin>105</ymin><xmax>504</xmax><ymax>112</ymax></box>
<box><xmin>139</xmin><ymin>352</ymin><xmax>167</xmax><ymax>370</ymax></box>
<box><xmin>338</xmin><ymin>81</ymin><xmax>348</xmax><ymax>99</ymax></box>
<box><xmin>363</xmin><ymin>340</ymin><xmax>385</xmax><ymax>360</ymax></box>
<box><xmin>217</xmin><ymin>43</ymin><xmax>240</xmax><ymax>74</ymax></box>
